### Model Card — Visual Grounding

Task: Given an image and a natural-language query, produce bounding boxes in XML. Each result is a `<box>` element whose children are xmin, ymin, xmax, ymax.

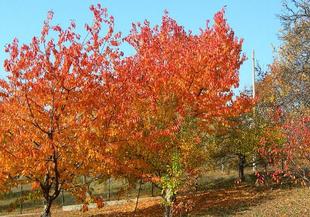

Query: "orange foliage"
<box><xmin>115</xmin><ymin>9</ymin><xmax>253</xmax><ymax>192</ymax></box>
<box><xmin>0</xmin><ymin>4</ymin><xmax>122</xmax><ymax>216</ymax></box>
<box><xmin>0</xmin><ymin>5</ymin><xmax>253</xmax><ymax>216</ymax></box>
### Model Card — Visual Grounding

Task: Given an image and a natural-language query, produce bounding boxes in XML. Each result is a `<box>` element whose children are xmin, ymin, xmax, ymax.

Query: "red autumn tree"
<box><xmin>116</xmin><ymin>10</ymin><xmax>252</xmax><ymax>217</ymax></box>
<box><xmin>256</xmin><ymin>99</ymin><xmax>310</xmax><ymax>185</ymax></box>
<box><xmin>0</xmin><ymin>4</ymin><xmax>122</xmax><ymax>216</ymax></box>
<box><xmin>255</xmin><ymin>0</ymin><xmax>310</xmax><ymax>185</ymax></box>
<box><xmin>254</xmin><ymin>61</ymin><xmax>310</xmax><ymax>185</ymax></box>
<box><xmin>283</xmin><ymin>115</ymin><xmax>310</xmax><ymax>182</ymax></box>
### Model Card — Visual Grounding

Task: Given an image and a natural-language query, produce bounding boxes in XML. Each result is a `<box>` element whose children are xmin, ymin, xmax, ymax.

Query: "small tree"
<box><xmin>211</xmin><ymin>111</ymin><xmax>259</xmax><ymax>182</ymax></box>
<box><xmin>0</xmin><ymin>4</ymin><xmax>121</xmax><ymax>216</ymax></box>
<box><xmin>117</xmin><ymin>9</ymin><xmax>251</xmax><ymax>217</ymax></box>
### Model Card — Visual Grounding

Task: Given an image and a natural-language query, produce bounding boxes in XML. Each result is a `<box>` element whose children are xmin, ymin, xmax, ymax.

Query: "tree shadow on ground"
<box><xmin>191</xmin><ymin>185</ymin><xmax>274</xmax><ymax>216</ymax></box>
<box><xmin>91</xmin><ymin>184</ymin><xmax>276</xmax><ymax>217</ymax></box>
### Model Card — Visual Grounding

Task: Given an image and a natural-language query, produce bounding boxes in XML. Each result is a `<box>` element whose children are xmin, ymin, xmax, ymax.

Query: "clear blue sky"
<box><xmin>0</xmin><ymin>0</ymin><xmax>283</xmax><ymax>91</ymax></box>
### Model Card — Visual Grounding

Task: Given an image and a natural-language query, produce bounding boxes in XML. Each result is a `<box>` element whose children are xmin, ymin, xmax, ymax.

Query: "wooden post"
<box><xmin>252</xmin><ymin>49</ymin><xmax>257</xmax><ymax>173</ymax></box>
<box><xmin>61</xmin><ymin>190</ymin><xmax>65</xmax><ymax>206</ymax></box>
<box><xmin>252</xmin><ymin>50</ymin><xmax>256</xmax><ymax>99</ymax></box>
<box><xmin>108</xmin><ymin>178</ymin><xmax>111</xmax><ymax>201</ymax></box>
<box><xmin>19</xmin><ymin>185</ymin><xmax>23</xmax><ymax>214</ymax></box>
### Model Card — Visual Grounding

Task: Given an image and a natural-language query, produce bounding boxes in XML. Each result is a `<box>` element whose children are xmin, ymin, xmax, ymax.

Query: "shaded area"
<box><xmin>89</xmin><ymin>184</ymin><xmax>275</xmax><ymax>217</ymax></box>
<box><xmin>191</xmin><ymin>185</ymin><xmax>273</xmax><ymax>216</ymax></box>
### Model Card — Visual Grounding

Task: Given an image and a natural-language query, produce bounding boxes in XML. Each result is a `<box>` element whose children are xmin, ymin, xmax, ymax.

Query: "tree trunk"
<box><xmin>281</xmin><ymin>159</ymin><xmax>284</xmax><ymax>171</ymax></box>
<box><xmin>164</xmin><ymin>205</ymin><xmax>173</xmax><ymax>217</ymax></box>
<box><xmin>151</xmin><ymin>183</ymin><xmax>154</xmax><ymax>197</ymax></box>
<box><xmin>162</xmin><ymin>189</ymin><xmax>176</xmax><ymax>217</ymax></box>
<box><xmin>238</xmin><ymin>154</ymin><xmax>246</xmax><ymax>182</ymax></box>
<box><xmin>41</xmin><ymin>199</ymin><xmax>52</xmax><ymax>217</ymax></box>
<box><xmin>40</xmin><ymin>140</ymin><xmax>61</xmax><ymax>217</ymax></box>
<box><xmin>220</xmin><ymin>158</ymin><xmax>225</xmax><ymax>174</ymax></box>
<box><xmin>252</xmin><ymin>155</ymin><xmax>257</xmax><ymax>173</ymax></box>
<box><xmin>195</xmin><ymin>176</ymin><xmax>199</xmax><ymax>192</ymax></box>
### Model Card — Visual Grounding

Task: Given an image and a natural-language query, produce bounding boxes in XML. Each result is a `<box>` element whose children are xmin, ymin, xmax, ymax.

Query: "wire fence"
<box><xmin>0</xmin><ymin>166</ymin><xmax>250</xmax><ymax>215</ymax></box>
<box><xmin>0</xmin><ymin>178</ymin><xmax>162</xmax><ymax>215</ymax></box>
